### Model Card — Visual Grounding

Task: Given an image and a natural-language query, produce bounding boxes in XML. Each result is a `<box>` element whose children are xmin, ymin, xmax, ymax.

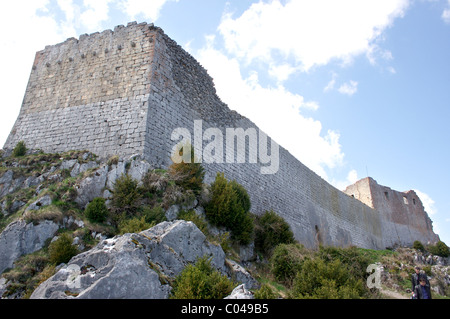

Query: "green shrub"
<box><xmin>205</xmin><ymin>173</ymin><xmax>254</xmax><ymax>245</ymax></box>
<box><xmin>13</xmin><ymin>141</ymin><xmax>27</xmax><ymax>157</ymax></box>
<box><xmin>118</xmin><ymin>216</ymin><xmax>153</xmax><ymax>235</ymax></box>
<box><xmin>171</xmin><ymin>256</ymin><xmax>234</xmax><ymax>299</ymax></box>
<box><xmin>255</xmin><ymin>210</ymin><xmax>294</xmax><ymax>256</ymax></box>
<box><xmin>413</xmin><ymin>240</ymin><xmax>425</xmax><ymax>252</ymax></box>
<box><xmin>48</xmin><ymin>233</ymin><xmax>78</xmax><ymax>265</ymax></box>
<box><xmin>290</xmin><ymin>258</ymin><xmax>366</xmax><ymax>299</ymax></box>
<box><xmin>427</xmin><ymin>241</ymin><xmax>450</xmax><ymax>257</ymax></box>
<box><xmin>270</xmin><ymin>243</ymin><xmax>305</xmax><ymax>285</ymax></box>
<box><xmin>111</xmin><ymin>174</ymin><xmax>142</xmax><ymax>219</ymax></box>
<box><xmin>169</xmin><ymin>143</ymin><xmax>205</xmax><ymax>194</ymax></box>
<box><xmin>318</xmin><ymin>246</ymin><xmax>371</xmax><ymax>280</ymax></box>
<box><xmin>141</xmin><ymin>205</ymin><xmax>166</xmax><ymax>225</ymax></box>
<box><xmin>84</xmin><ymin>197</ymin><xmax>109</xmax><ymax>223</ymax></box>
<box><xmin>254</xmin><ymin>283</ymin><xmax>277</xmax><ymax>299</ymax></box>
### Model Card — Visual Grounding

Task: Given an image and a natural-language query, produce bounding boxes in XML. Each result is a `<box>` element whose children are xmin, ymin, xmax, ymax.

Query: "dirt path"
<box><xmin>380</xmin><ymin>288</ymin><xmax>409</xmax><ymax>299</ymax></box>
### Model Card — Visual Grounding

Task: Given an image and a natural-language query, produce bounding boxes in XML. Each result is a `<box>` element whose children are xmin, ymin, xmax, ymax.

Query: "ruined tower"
<box><xmin>3</xmin><ymin>22</ymin><xmax>439</xmax><ymax>249</ymax></box>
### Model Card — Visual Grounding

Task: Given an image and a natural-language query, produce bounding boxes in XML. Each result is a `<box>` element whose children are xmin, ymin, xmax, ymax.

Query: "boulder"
<box><xmin>224</xmin><ymin>284</ymin><xmax>254</xmax><ymax>299</ymax></box>
<box><xmin>0</xmin><ymin>219</ymin><xmax>59</xmax><ymax>274</ymax></box>
<box><xmin>31</xmin><ymin>220</ymin><xmax>229</xmax><ymax>299</ymax></box>
<box><xmin>127</xmin><ymin>157</ymin><xmax>152</xmax><ymax>184</ymax></box>
<box><xmin>74</xmin><ymin>166</ymin><xmax>108</xmax><ymax>208</ymax></box>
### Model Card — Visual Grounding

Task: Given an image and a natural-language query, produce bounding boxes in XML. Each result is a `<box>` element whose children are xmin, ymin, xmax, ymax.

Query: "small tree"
<box><xmin>48</xmin><ymin>233</ymin><xmax>78</xmax><ymax>265</ymax></box>
<box><xmin>170</xmin><ymin>256</ymin><xmax>234</xmax><ymax>299</ymax></box>
<box><xmin>255</xmin><ymin>210</ymin><xmax>295</xmax><ymax>256</ymax></box>
<box><xmin>84</xmin><ymin>197</ymin><xmax>109</xmax><ymax>223</ymax></box>
<box><xmin>13</xmin><ymin>141</ymin><xmax>27</xmax><ymax>157</ymax></box>
<box><xmin>110</xmin><ymin>174</ymin><xmax>142</xmax><ymax>221</ymax></box>
<box><xmin>413</xmin><ymin>240</ymin><xmax>425</xmax><ymax>252</ymax></box>
<box><xmin>428</xmin><ymin>241</ymin><xmax>450</xmax><ymax>258</ymax></box>
<box><xmin>205</xmin><ymin>173</ymin><xmax>254</xmax><ymax>244</ymax></box>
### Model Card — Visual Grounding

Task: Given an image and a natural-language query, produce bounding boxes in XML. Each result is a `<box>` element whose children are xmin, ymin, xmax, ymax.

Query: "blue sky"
<box><xmin>0</xmin><ymin>0</ymin><xmax>449</xmax><ymax>245</ymax></box>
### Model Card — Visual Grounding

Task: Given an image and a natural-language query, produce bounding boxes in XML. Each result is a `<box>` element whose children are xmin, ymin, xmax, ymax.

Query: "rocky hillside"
<box><xmin>0</xmin><ymin>146</ymin><xmax>449</xmax><ymax>299</ymax></box>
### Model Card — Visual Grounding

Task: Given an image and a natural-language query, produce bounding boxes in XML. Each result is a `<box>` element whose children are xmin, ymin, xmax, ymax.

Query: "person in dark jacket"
<box><xmin>411</xmin><ymin>267</ymin><xmax>429</xmax><ymax>295</ymax></box>
<box><xmin>413</xmin><ymin>275</ymin><xmax>432</xmax><ymax>299</ymax></box>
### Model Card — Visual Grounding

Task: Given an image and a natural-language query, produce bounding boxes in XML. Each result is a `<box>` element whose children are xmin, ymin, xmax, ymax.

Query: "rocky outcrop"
<box><xmin>0</xmin><ymin>219</ymin><xmax>59</xmax><ymax>274</ymax></box>
<box><xmin>30</xmin><ymin>220</ymin><xmax>251</xmax><ymax>299</ymax></box>
<box><xmin>224</xmin><ymin>284</ymin><xmax>254</xmax><ymax>299</ymax></box>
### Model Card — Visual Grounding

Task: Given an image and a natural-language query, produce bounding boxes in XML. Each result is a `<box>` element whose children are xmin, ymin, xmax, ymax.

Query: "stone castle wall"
<box><xmin>345</xmin><ymin>178</ymin><xmax>438</xmax><ymax>247</ymax></box>
<box><xmin>4</xmin><ymin>22</ymin><xmax>156</xmax><ymax>159</ymax></box>
<box><xmin>4</xmin><ymin>22</ymin><xmax>439</xmax><ymax>249</ymax></box>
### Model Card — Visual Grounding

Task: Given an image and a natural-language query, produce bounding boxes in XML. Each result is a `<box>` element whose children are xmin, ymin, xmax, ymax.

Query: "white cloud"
<box><xmin>324</xmin><ymin>73</ymin><xmax>337</xmax><ymax>92</ymax></box>
<box><xmin>194</xmin><ymin>38</ymin><xmax>344</xmax><ymax>179</ymax></box>
<box><xmin>338</xmin><ymin>80</ymin><xmax>359</xmax><ymax>96</ymax></box>
<box><xmin>119</xmin><ymin>0</ymin><xmax>176</xmax><ymax>22</ymax></box>
<box><xmin>443</xmin><ymin>0</ymin><xmax>450</xmax><ymax>23</ymax></box>
<box><xmin>219</xmin><ymin>0</ymin><xmax>409</xmax><ymax>74</ymax></box>
<box><xmin>80</xmin><ymin>0</ymin><xmax>113</xmax><ymax>32</ymax></box>
<box><xmin>414</xmin><ymin>190</ymin><xmax>437</xmax><ymax>215</ymax></box>
<box><xmin>0</xmin><ymin>1</ymin><xmax>67</xmax><ymax>147</ymax></box>
<box><xmin>331</xmin><ymin>169</ymin><xmax>359</xmax><ymax>191</ymax></box>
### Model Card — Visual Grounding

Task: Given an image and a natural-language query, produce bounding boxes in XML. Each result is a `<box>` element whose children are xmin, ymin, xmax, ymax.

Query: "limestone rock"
<box><xmin>30</xmin><ymin>220</ymin><xmax>229</xmax><ymax>299</ymax></box>
<box><xmin>226</xmin><ymin>259</ymin><xmax>258</xmax><ymax>289</ymax></box>
<box><xmin>224</xmin><ymin>284</ymin><xmax>254</xmax><ymax>299</ymax></box>
<box><xmin>0</xmin><ymin>219</ymin><xmax>59</xmax><ymax>274</ymax></box>
<box><xmin>26</xmin><ymin>195</ymin><xmax>53</xmax><ymax>211</ymax></box>
<box><xmin>74</xmin><ymin>166</ymin><xmax>108</xmax><ymax>208</ymax></box>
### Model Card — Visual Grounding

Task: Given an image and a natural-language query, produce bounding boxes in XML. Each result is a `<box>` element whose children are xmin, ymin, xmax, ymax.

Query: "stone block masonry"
<box><xmin>4</xmin><ymin>22</ymin><xmax>439</xmax><ymax>250</ymax></box>
<box><xmin>5</xmin><ymin>22</ymin><xmax>155</xmax><ymax>159</ymax></box>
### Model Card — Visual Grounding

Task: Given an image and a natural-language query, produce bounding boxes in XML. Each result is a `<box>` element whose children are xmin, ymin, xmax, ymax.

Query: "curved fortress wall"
<box><xmin>4</xmin><ymin>23</ymin><xmax>438</xmax><ymax>249</ymax></box>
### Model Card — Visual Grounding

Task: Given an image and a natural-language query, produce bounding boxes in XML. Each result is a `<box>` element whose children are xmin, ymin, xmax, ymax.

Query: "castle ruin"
<box><xmin>3</xmin><ymin>22</ymin><xmax>439</xmax><ymax>249</ymax></box>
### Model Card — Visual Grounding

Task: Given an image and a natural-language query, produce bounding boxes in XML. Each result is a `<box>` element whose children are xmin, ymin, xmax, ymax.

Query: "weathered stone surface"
<box><xmin>226</xmin><ymin>260</ymin><xmax>258</xmax><ymax>289</ymax></box>
<box><xmin>224</xmin><ymin>284</ymin><xmax>254</xmax><ymax>299</ymax></box>
<box><xmin>142</xmin><ymin>220</ymin><xmax>227</xmax><ymax>278</ymax></box>
<box><xmin>74</xmin><ymin>166</ymin><xmax>108</xmax><ymax>208</ymax></box>
<box><xmin>30</xmin><ymin>234</ymin><xmax>170</xmax><ymax>299</ymax></box>
<box><xmin>127</xmin><ymin>155</ymin><xmax>152</xmax><ymax>183</ymax></box>
<box><xmin>26</xmin><ymin>195</ymin><xmax>53</xmax><ymax>211</ymax></box>
<box><xmin>30</xmin><ymin>220</ymin><xmax>232</xmax><ymax>299</ymax></box>
<box><xmin>0</xmin><ymin>219</ymin><xmax>59</xmax><ymax>274</ymax></box>
<box><xmin>106</xmin><ymin>162</ymin><xmax>126</xmax><ymax>190</ymax></box>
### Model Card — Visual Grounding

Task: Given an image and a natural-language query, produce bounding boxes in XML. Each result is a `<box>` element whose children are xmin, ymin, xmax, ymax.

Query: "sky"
<box><xmin>0</xmin><ymin>0</ymin><xmax>449</xmax><ymax>245</ymax></box>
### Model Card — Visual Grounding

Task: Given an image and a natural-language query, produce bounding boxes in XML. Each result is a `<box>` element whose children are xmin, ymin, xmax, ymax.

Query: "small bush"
<box><xmin>427</xmin><ymin>241</ymin><xmax>450</xmax><ymax>257</ymax></box>
<box><xmin>13</xmin><ymin>141</ymin><xmax>27</xmax><ymax>157</ymax></box>
<box><xmin>290</xmin><ymin>258</ymin><xmax>366</xmax><ymax>299</ymax></box>
<box><xmin>169</xmin><ymin>142</ymin><xmax>205</xmax><ymax>194</ymax></box>
<box><xmin>141</xmin><ymin>205</ymin><xmax>166</xmax><ymax>225</ymax></box>
<box><xmin>110</xmin><ymin>174</ymin><xmax>142</xmax><ymax>219</ymax></box>
<box><xmin>413</xmin><ymin>240</ymin><xmax>425</xmax><ymax>252</ymax></box>
<box><xmin>270</xmin><ymin>243</ymin><xmax>305</xmax><ymax>285</ymax></box>
<box><xmin>48</xmin><ymin>233</ymin><xmax>78</xmax><ymax>265</ymax></box>
<box><xmin>318</xmin><ymin>246</ymin><xmax>372</xmax><ymax>280</ymax></box>
<box><xmin>84</xmin><ymin>197</ymin><xmax>109</xmax><ymax>223</ymax></box>
<box><xmin>254</xmin><ymin>283</ymin><xmax>277</xmax><ymax>299</ymax></box>
<box><xmin>171</xmin><ymin>256</ymin><xmax>234</xmax><ymax>299</ymax></box>
<box><xmin>255</xmin><ymin>210</ymin><xmax>294</xmax><ymax>256</ymax></box>
<box><xmin>205</xmin><ymin>172</ymin><xmax>254</xmax><ymax>244</ymax></box>
<box><xmin>118</xmin><ymin>216</ymin><xmax>153</xmax><ymax>235</ymax></box>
